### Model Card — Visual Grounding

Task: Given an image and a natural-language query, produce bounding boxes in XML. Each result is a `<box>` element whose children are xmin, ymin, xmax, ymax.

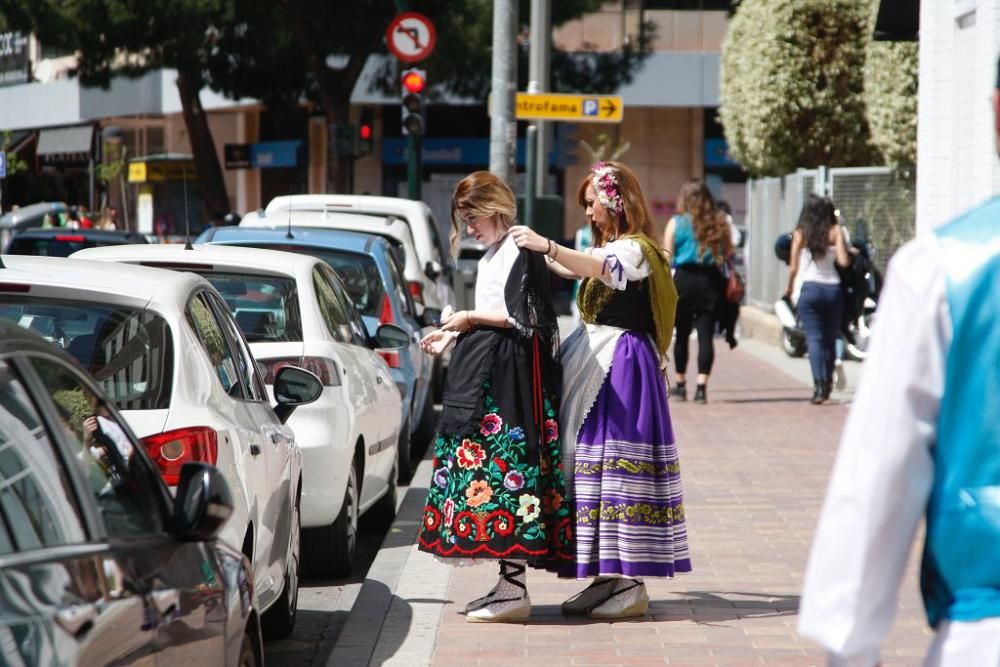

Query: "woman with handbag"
<box><xmin>785</xmin><ymin>194</ymin><xmax>851</xmax><ymax>404</ymax></box>
<box><xmin>663</xmin><ymin>179</ymin><xmax>733</xmax><ymax>404</ymax></box>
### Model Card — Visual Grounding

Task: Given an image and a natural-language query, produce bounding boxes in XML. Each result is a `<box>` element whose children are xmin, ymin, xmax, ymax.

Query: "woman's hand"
<box><xmin>419</xmin><ymin>329</ymin><xmax>458</xmax><ymax>356</ymax></box>
<box><xmin>509</xmin><ymin>225</ymin><xmax>551</xmax><ymax>254</ymax></box>
<box><xmin>439</xmin><ymin>309</ymin><xmax>475</xmax><ymax>333</ymax></box>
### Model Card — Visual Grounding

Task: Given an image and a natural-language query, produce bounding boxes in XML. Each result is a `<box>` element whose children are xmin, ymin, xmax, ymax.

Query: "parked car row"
<box><xmin>0</xmin><ymin>195</ymin><xmax>450</xmax><ymax>664</ymax></box>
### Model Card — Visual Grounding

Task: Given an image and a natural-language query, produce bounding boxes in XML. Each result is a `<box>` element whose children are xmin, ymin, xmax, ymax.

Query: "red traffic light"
<box><xmin>401</xmin><ymin>69</ymin><xmax>426</xmax><ymax>94</ymax></box>
<box><xmin>359</xmin><ymin>124</ymin><xmax>372</xmax><ymax>140</ymax></box>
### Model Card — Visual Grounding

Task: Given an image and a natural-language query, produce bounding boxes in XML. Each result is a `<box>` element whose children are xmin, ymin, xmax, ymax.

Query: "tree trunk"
<box><xmin>176</xmin><ymin>66</ymin><xmax>230</xmax><ymax>218</ymax></box>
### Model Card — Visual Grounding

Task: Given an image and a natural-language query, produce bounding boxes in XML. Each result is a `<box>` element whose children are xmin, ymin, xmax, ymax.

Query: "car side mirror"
<box><xmin>273</xmin><ymin>365</ymin><xmax>323</xmax><ymax>424</ymax></box>
<box><xmin>173</xmin><ymin>463</ymin><xmax>234</xmax><ymax>542</ymax></box>
<box><xmin>418</xmin><ymin>307</ymin><xmax>442</xmax><ymax>328</ymax></box>
<box><xmin>424</xmin><ymin>260</ymin><xmax>442</xmax><ymax>280</ymax></box>
<box><xmin>375</xmin><ymin>323</ymin><xmax>410</xmax><ymax>351</ymax></box>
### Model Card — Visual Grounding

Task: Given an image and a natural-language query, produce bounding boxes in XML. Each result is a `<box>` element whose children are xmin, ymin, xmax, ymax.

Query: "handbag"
<box><xmin>724</xmin><ymin>258</ymin><xmax>745</xmax><ymax>304</ymax></box>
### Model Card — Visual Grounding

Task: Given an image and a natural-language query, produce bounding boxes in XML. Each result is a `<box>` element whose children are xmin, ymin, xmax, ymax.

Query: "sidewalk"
<box><xmin>331</xmin><ymin>341</ymin><xmax>931</xmax><ymax>666</ymax></box>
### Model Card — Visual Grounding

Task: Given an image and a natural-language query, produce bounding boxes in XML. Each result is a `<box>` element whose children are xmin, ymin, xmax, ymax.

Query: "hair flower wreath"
<box><xmin>590</xmin><ymin>161</ymin><xmax>624</xmax><ymax>217</ymax></box>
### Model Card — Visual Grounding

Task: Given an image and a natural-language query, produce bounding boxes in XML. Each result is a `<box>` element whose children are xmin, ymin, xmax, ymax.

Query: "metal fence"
<box><xmin>744</xmin><ymin>166</ymin><xmax>916</xmax><ymax>310</ymax></box>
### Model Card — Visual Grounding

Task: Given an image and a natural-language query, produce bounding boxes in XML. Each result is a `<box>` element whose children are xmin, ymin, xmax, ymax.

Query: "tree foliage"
<box><xmin>719</xmin><ymin>0</ymin><xmax>880</xmax><ymax>177</ymax></box>
<box><xmin>864</xmin><ymin>34</ymin><xmax>917</xmax><ymax>166</ymax></box>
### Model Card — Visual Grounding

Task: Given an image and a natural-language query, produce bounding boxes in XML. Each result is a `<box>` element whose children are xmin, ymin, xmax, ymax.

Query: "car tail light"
<box><xmin>55</xmin><ymin>235</ymin><xmax>86</xmax><ymax>242</ymax></box>
<box><xmin>0</xmin><ymin>283</ymin><xmax>31</xmax><ymax>293</ymax></box>
<box><xmin>407</xmin><ymin>281</ymin><xmax>424</xmax><ymax>305</ymax></box>
<box><xmin>377</xmin><ymin>295</ymin><xmax>401</xmax><ymax>369</ymax></box>
<box><xmin>141</xmin><ymin>426</ymin><xmax>218</xmax><ymax>486</ymax></box>
<box><xmin>260</xmin><ymin>357</ymin><xmax>341</xmax><ymax>386</ymax></box>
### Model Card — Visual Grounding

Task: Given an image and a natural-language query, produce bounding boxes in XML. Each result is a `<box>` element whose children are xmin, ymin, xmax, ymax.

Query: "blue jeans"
<box><xmin>798</xmin><ymin>282</ymin><xmax>843</xmax><ymax>383</ymax></box>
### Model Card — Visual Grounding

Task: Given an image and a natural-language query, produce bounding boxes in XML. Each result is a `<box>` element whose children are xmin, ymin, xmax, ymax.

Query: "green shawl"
<box><xmin>576</xmin><ymin>233</ymin><xmax>678</xmax><ymax>366</ymax></box>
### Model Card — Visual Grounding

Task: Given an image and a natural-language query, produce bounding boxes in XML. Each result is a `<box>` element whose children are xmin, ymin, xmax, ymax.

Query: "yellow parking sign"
<box><xmin>513</xmin><ymin>93</ymin><xmax>623</xmax><ymax>123</ymax></box>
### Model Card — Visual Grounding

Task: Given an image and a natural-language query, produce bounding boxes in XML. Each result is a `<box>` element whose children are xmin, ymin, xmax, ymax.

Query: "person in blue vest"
<box><xmin>798</xmin><ymin>57</ymin><xmax>1000</xmax><ymax>664</ymax></box>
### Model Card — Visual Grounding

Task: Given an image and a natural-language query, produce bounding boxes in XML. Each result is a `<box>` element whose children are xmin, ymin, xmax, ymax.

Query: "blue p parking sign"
<box><xmin>0</xmin><ymin>152</ymin><xmax>6</xmax><ymax>179</ymax></box>
<box><xmin>582</xmin><ymin>99</ymin><xmax>599</xmax><ymax>117</ymax></box>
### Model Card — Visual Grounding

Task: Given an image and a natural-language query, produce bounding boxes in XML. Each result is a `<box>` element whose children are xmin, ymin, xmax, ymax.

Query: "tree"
<box><xmin>0</xmin><ymin>0</ymin><xmax>235</xmax><ymax>217</ymax></box>
<box><xmin>719</xmin><ymin>0</ymin><xmax>879</xmax><ymax>177</ymax></box>
<box><xmin>864</xmin><ymin>26</ymin><xmax>917</xmax><ymax>166</ymax></box>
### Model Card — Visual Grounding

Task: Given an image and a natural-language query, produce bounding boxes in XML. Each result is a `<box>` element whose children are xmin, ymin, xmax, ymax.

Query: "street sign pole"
<box><xmin>524</xmin><ymin>126</ymin><xmax>537</xmax><ymax>229</ymax></box>
<box><xmin>407</xmin><ymin>135</ymin><xmax>421</xmax><ymax>200</ymax></box>
<box><xmin>489</xmin><ymin>0</ymin><xmax>517</xmax><ymax>184</ymax></box>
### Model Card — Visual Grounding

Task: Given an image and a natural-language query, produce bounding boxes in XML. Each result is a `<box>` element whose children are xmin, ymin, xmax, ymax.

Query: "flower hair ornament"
<box><xmin>590</xmin><ymin>161</ymin><xmax>624</xmax><ymax>218</ymax></box>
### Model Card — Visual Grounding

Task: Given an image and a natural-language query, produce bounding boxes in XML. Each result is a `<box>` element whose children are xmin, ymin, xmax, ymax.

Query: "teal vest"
<box><xmin>923</xmin><ymin>195</ymin><xmax>1000</xmax><ymax>626</ymax></box>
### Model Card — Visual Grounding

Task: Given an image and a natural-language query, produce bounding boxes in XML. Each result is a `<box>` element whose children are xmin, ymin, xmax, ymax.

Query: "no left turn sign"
<box><xmin>386</xmin><ymin>12</ymin><xmax>436</xmax><ymax>63</ymax></box>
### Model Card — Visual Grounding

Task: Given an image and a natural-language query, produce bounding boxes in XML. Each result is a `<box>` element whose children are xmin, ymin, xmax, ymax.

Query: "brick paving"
<box><xmin>427</xmin><ymin>345</ymin><xmax>933</xmax><ymax>666</ymax></box>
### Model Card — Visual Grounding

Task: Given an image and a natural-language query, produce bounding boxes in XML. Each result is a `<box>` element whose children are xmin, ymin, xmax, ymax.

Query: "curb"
<box><xmin>327</xmin><ymin>453</ymin><xmax>437</xmax><ymax>666</ymax></box>
<box><xmin>738</xmin><ymin>304</ymin><xmax>783</xmax><ymax>347</ymax></box>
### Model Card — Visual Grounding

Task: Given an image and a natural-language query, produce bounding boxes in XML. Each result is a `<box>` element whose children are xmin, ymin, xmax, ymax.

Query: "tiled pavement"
<box><xmin>332</xmin><ymin>341</ymin><xmax>933</xmax><ymax>666</ymax></box>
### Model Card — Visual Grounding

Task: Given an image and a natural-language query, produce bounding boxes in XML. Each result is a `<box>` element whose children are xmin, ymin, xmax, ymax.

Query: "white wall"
<box><xmin>917</xmin><ymin>0</ymin><xmax>1000</xmax><ymax>233</ymax></box>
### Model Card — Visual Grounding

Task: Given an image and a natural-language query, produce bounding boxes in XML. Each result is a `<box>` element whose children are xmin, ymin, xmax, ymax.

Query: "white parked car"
<box><xmin>0</xmin><ymin>254</ymin><xmax>315</xmax><ymax>638</ymax></box>
<box><xmin>73</xmin><ymin>243</ymin><xmax>407</xmax><ymax>577</ymax></box>
<box><xmin>263</xmin><ymin>194</ymin><xmax>456</xmax><ymax>313</ymax></box>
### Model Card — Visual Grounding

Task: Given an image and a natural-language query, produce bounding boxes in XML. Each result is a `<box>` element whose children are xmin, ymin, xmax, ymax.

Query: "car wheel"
<box><xmin>238</xmin><ymin>628</ymin><xmax>259</xmax><ymax>667</ymax></box>
<box><xmin>368</xmin><ymin>461</ymin><xmax>398</xmax><ymax>531</ymax></box>
<box><xmin>261</xmin><ymin>496</ymin><xmax>299</xmax><ymax>639</ymax></box>
<box><xmin>780</xmin><ymin>327</ymin><xmax>806</xmax><ymax>357</ymax></box>
<box><xmin>396</xmin><ymin>419</ymin><xmax>413</xmax><ymax>484</ymax></box>
<box><xmin>413</xmin><ymin>390</ymin><xmax>437</xmax><ymax>453</ymax></box>
<box><xmin>303</xmin><ymin>458</ymin><xmax>358</xmax><ymax>579</ymax></box>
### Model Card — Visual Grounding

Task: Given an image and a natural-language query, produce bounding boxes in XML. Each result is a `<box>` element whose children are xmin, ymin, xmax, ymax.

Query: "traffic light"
<box><xmin>400</xmin><ymin>68</ymin><xmax>426</xmax><ymax>137</ymax></box>
<box><xmin>357</xmin><ymin>107</ymin><xmax>374</xmax><ymax>156</ymax></box>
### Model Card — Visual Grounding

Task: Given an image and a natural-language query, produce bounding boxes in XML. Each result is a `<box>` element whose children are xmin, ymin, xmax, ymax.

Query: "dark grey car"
<box><xmin>0</xmin><ymin>320</ymin><xmax>264</xmax><ymax>665</ymax></box>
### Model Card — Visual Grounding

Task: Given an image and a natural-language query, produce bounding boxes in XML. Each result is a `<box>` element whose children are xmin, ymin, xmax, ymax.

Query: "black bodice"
<box><xmin>594</xmin><ymin>279</ymin><xmax>655</xmax><ymax>335</ymax></box>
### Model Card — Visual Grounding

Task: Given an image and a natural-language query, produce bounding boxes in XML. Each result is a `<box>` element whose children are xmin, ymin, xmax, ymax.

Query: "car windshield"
<box><xmin>0</xmin><ymin>298</ymin><xmax>173</xmax><ymax>410</ymax></box>
<box><xmin>229</xmin><ymin>244</ymin><xmax>386</xmax><ymax>317</ymax></box>
<box><xmin>197</xmin><ymin>271</ymin><xmax>303</xmax><ymax>342</ymax></box>
<box><xmin>6</xmin><ymin>235</ymin><xmax>132</xmax><ymax>258</ymax></box>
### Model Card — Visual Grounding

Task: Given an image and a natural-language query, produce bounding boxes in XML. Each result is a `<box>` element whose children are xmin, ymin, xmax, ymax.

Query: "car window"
<box><xmin>385</xmin><ymin>250</ymin><xmax>415</xmax><ymax>317</ymax></box>
<box><xmin>6</xmin><ymin>236</ymin><xmax>135</xmax><ymax>258</ymax></box>
<box><xmin>0</xmin><ymin>297</ymin><xmax>173</xmax><ymax>411</ymax></box>
<box><xmin>0</xmin><ymin>358</ymin><xmax>87</xmax><ymax>552</ymax></box>
<box><xmin>200</xmin><ymin>271</ymin><xmax>303</xmax><ymax>343</ymax></box>
<box><xmin>186</xmin><ymin>292</ymin><xmax>245</xmax><ymax>399</ymax></box>
<box><xmin>425</xmin><ymin>213</ymin><xmax>446</xmax><ymax>265</ymax></box>
<box><xmin>320</xmin><ymin>251</ymin><xmax>386</xmax><ymax>317</ymax></box>
<box><xmin>205</xmin><ymin>291</ymin><xmax>266</xmax><ymax>402</ymax></box>
<box><xmin>312</xmin><ymin>267</ymin><xmax>353</xmax><ymax>343</ymax></box>
<box><xmin>320</xmin><ymin>265</ymin><xmax>369</xmax><ymax>345</ymax></box>
<box><xmin>29</xmin><ymin>355</ymin><xmax>163</xmax><ymax>538</ymax></box>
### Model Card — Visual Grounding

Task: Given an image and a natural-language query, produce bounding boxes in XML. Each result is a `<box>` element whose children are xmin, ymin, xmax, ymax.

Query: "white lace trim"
<box><xmin>558</xmin><ymin>323</ymin><xmax>624</xmax><ymax>497</ymax></box>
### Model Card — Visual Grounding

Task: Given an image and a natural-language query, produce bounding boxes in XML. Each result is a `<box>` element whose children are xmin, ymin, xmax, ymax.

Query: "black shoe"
<box><xmin>693</xmin><ymin>384</ymin><xmax>707</xmax><ymax>404</ymax></box>
<box><xmin>811</xmin><ymin>381</ymin><xmax>825</xmax><ymax>405</ymax></box>
<box><xmin>821</xmin><ymin>380</ymin><xmax>833</xmax><ymax>401</ymax></box>
<box><xmin>671</xmin><ymin>381</ymin><xmax>687</xmax><ymax>401</ymax></box>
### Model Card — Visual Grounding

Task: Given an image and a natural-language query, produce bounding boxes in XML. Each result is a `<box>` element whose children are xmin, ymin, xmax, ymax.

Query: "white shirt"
<box><xmin>474</xmin><ymin>233</ymin><xmax>520</xmax><ymax>317</ymax></box>
<box><xmin>798</xmin><ymin>246</ymin><xmax>840</xmax><ymax>285</ymax></box>
<box><xmin>797</xmin><ymin>235</ymin><xmax>1000</xmax><ymax>666</ymax></box>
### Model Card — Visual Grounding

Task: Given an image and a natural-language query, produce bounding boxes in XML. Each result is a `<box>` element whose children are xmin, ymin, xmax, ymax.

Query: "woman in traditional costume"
<box><xmin>417</xmin><ymin>171</ymin><xmax>572</xmax><ymax>623</ymax></box>
<box><xmin>510</xmin><ymin>160</ymin><xmax>692</xmax><ymax>619</ymax></box>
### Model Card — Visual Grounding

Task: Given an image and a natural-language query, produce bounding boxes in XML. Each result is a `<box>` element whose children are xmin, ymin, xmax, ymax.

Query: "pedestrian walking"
<box><xmin>510</xmin><ymin>160</ymin><xmax>691</xmax><ymax>620</ymax></box>
<box><xmin>798</xmin><ymin>56</ymin><xmax>1000</xmax><ymax>667</ymax></box>
<box><xmin>417</xmin><ymin>171</ymin><xmax>572</xmax><ymax>623</ymax></box>
<box><xmin>663</xmin><ymin>179</ymin><xmax>732</xmax><ymax>403</ymax></box>
<box><xmin>784</xmin><ymin>194</ymin><xmax>850</xmax><ymax>404</ymax></box>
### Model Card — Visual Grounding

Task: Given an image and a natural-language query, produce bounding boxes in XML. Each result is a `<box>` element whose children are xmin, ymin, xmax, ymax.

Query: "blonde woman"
<box><xmin>417</xmin><ymin>171</ymin><xmax>572</xmax><ymax>622</ymax></box>
<box><xmin>510</xmin><ymin>161</ymin><xmax>691</xmax><ymax>619</ymax></box>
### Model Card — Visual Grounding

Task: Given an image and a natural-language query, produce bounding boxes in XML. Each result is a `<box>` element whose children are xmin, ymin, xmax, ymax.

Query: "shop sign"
<box><xmin>225</xmin><ymin>143</ymin><xmax>252</xmax><ymax>169</ymax></box>
<box><xmin>250</xmin><ymin>141</ymin><xmax>303</xmax><ymax>169</ymax></box>
<box><xmin>128</xmin><ymin>159</ymin><xmax>197</xmax><ymax>183</ymax></box>
<box><xmin>0</xmin><ymin>32</ymin><xmax>30</xmax><ymax>88</ymax></box>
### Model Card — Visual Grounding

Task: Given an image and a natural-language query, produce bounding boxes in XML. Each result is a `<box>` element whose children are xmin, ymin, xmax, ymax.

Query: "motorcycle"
<box><xmin>773</xmin><ymin>233</ymin><xmax>882</xmax><ymax>361</ymax></box>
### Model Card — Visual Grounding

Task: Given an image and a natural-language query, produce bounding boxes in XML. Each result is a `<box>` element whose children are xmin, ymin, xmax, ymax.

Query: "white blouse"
<box><xmin>474</xmin><ymin>233</ymin><xmax>520</xmax><ymax>317</ymax></box>
<box><xmin>588</xmin><ymin>238</ymin><xmax>649</xmax><ymax>290</ymax></box>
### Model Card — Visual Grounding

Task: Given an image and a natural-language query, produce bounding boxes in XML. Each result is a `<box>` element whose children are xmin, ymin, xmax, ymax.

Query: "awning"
<box><xmin>37</xmin><ymin>124</ymin><xmax>95</xmax><ymax>167</ymax></box>
<box><xmin>873</xmin><ymin>0</ymin><xmax>919</xmax><ymax>41</ymax></box>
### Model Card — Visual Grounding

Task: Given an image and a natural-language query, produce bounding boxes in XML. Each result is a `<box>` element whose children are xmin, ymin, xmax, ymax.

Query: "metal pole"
<box><xmin>528</xmin><ymin>0</ymin><xmax>551</xmax><ymax>194</ymax></box>
<box><xmin>407</xmin><ymin>135</ymin><xmax>422</xmax><ymax>200</ymax></box>
<box><xmin>525</xmin><ymin>126</ymin><xmax>537</xmax><ymax>229</ymax></box>
<box><xmin>489</xmin><ymin>0</ymin><xmax>517</xmax><ymax>184</ymax></box>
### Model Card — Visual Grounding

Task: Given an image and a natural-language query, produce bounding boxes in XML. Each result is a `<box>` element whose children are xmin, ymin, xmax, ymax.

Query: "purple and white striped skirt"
<box><xmin>560</xmin><ymin>331</ymin><xmax>692</xmax><ymax>579</ymax></box>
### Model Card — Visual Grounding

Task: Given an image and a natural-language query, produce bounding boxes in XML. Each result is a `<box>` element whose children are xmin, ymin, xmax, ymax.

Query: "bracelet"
<box><xmin>546</xmin><ymin>239</ymin><xmax>554</xmax><ymax>256</ymax></box>
<box><xmin>466</xmin><ymin>312</ymin><xmax>473</xmax><ymax>329</ymax></box>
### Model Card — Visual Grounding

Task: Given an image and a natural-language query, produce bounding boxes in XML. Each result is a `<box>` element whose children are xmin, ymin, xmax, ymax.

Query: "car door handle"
<box><xmin>152</xmin><ymin>589</ymin><xmax>180</xmax><ymax>622</ymax></box>
<box><xmin>250</xmin><ymin>443</ymin><xmax>262</xmax><ymax>456</ymax></box>
<box><xmin>376</xmin><ymin>376</ymin><xmax>383</xmax><ymax>384</ymax></box>
<box><xmin>55</xmin><ymin>602</ymin><xmax>97</xmax><ymax>638</ymax></box>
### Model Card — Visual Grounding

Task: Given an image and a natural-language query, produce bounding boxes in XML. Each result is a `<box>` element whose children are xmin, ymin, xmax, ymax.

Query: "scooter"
<box><xmin>773</xmin><ymin>234</ymin><xmax>882</xmax><ymax>361</ymax></box>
